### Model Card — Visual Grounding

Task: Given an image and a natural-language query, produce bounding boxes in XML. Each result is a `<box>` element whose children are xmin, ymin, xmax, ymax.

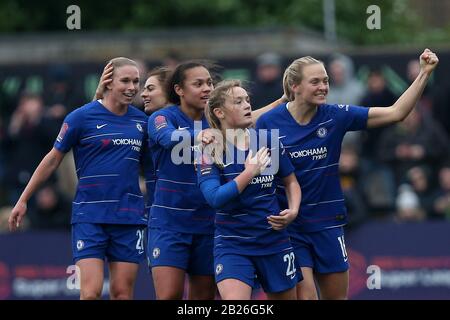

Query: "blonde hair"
<box><xmin>108</xmin><ymin>57</ymin><xmax>138</xmax><ymax>69</ymax></box>
<box><xmin>282</xmin><ymin>56</ymin><xmax>323</xmax><ymax>101</ymax></box>
<box><xmin>205</xmin><ymin>79</ymin><xmax>243</xmax><ymax>167</ymax></box>
<box><xmin>103</xmin><ymin>57</ymin><xmax>138</xmax><ymax>93</ymax></box>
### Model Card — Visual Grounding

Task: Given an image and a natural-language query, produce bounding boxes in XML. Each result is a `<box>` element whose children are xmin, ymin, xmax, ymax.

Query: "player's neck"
<box><xmin>288</xmin><ymin>101</ymin><xmax>318</xmax><ymax>125</ymax></box>
<box><xmin>101</xmin><ymin>96</ymin><xmax>128</xmax><ymax>116</ymax></box>
<box><xmin>180</xmin><ymin>103</ymin><xmax>203</xmax><ymax>121</ymax></box>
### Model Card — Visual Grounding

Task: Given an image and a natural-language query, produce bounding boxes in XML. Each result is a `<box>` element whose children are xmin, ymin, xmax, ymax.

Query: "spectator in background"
<box><xmin>250</xmin><ymin>52</ymin><xmax>283</xmax><ymax>110</ymax></box>
<box><xmin>432</xmin><ymin>80</ymin><xmax>450</xmax><ymax>138</ymax></box>
<box><xmin>360</xmin><ymin>69</ymin><xmax>397</xmax><ymax>158</ymax></box>
<box><xmin>431</xmin><ymin>162</ymin><xmax>450</xmax><ymax>220</ymax></box>
<box><xmin>360</xmin><ymin>69</ymin><xmax>397</xmax><ymax>108</ymax></box>
<box><xmin>339</xmin><ymin>143</ymin><xmax>369</xmax><ymax>228</ymax></box>
<box><xmin>405</xmin><ymin>166</ymin><xmax>435</xmax><ymax>217</ymax></box>
<box><xmin>327</xmin><ymin>54</ymin><xmax>366</xmax><ymax>148</ymax></box>
<box><xmin>376</xmin><ymin>108</ymin><xmax>450</xmax><ymax>185</ymax></box>
<box><xmin>44</xmin><ymin>64</ymin><xmax>84</xmax><ymax>113</ymax></box>
<box><xmin>4</xmin><ymin>93</ymin><xmax>57</xmax><ymax>203</ymax></box>
<box><xmin>162</xmin><ymin>50</ymin><xmax>181</xmax><ymax>69</ymax></box>
<box><xmin>27</xmin><ymin>183</ymin><xmax>71</xmax><ymax>230</ymax></box>
<box><xmin>327</xmin><ymin>53</ymin><xmax>365</xmax><ymax>105</ymax></box>
<box><xmin>395</xmin><ymin>183</ymin><xmax>425</xmax><ymax>222</ymax></box>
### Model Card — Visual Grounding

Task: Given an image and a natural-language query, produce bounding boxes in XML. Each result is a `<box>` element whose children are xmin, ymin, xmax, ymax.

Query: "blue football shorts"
<box><xmin>291</xmin><ymin>226</ymin><xmax>349</xmax><ymax>274</ymax></box>
<box><xmin>147</xmin><ymin>227</ymin><xmax>214</xmax><ymax>275</ymax></box>
<box><xmin>214</xmin><ymin>249</ymin><xmax>303</xmax><ymax>293</ymax></box>
<box><xmin>72</xmin><ymin>223</ymin><xmax>146</xmax><ymax>264</ymax></box>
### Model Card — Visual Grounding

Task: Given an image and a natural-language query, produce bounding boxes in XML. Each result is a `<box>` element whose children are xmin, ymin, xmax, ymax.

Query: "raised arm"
<box><xmin>148</xmin><ymin>113</ymin><xmax>194</xmax><ymax>149</ymax></box>
<box><xmin>9</xmin><ymin>148</ymin><xmax>65</xmax><ymax>231</ymax></box>
<box><xmin>367</xmin><ymin>49</ymin><xmax>438</xmax><ymax>128</ymax></box>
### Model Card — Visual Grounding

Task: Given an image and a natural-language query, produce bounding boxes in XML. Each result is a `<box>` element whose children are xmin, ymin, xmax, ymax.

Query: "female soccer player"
<box><xmin>141</xmin><ymin>67</ymin><xmax>172</xmax><ymax>114</ymax></box>
<box><xmin>95</xmin><ymin>64</ymin><xmax>172</xmax><ymax>115</ymax></box>
<box><xmin>147</xmin><ymin>61</ymin><xmax>217</xmax><ymax>300</ymax></box>
<box><xmin>147</xmin><ymin>61</ymin><xmax>285</xmax><ymax>300</ymax></box>
<box><xmin>95</xmin><ymin>65</ymin><xmax>171</xmax><ymax>212</ymax></box>
<box><xmin>9</xmin><ymin>57</ymin><xmax>150</xmax><ymax>300</ymax></box>
<box><xmin>256</xmin><ymin>48</ymin><xmax>439</xmax><ymax>299</ymax></box>
<box><xmin>197</xmin><ymin>80</ymin><xmax>301</xmax><ymax>300</ymax></box>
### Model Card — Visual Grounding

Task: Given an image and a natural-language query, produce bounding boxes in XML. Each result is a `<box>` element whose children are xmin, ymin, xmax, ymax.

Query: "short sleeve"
<box><xmin>335</xmin><ymin>104</ymin><xmax>369</xmax><ymax>132</ymax></box>
<box><xmin>54</xmin><ymin>109</ymin><xmax>83</xmax><ymax>153</ymax></box>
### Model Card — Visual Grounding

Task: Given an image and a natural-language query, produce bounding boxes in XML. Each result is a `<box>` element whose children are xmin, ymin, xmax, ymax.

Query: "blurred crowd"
<box><xmin>0</xmin><ymin>52</ymin><xmax>449</xmax><ymax>232</ymax></box>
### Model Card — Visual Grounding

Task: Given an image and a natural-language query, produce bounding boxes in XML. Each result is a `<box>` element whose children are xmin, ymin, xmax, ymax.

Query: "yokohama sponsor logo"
<box><xmin>251</xmin><ymin>175</ymin><xmax>274</xmax><ymax>185</ymax></box>
<box><xmin>112</xmin><ymin>139</ymin><xmax>142</xmax><ymax>146</ymax></box>
<box><xmin>290</xmin><ymin>147</ymin><xmax>327</xmax><ymax>158</ymax></box>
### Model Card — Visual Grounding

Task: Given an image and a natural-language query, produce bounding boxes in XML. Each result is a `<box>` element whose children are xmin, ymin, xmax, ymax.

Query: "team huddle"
<box><xmin>8</xmin><ymin>49</ymin><xmax>439</xmax><ymax>300</ymax></box>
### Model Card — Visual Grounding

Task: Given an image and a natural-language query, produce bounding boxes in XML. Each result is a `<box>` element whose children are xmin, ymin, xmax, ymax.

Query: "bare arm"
<box><xmin>8</xmin><ymin>148</ymin><xmax>65</xmax><ymax>231</ymax></box>
<box><xmin>267</xmin><ymin>173</ymin><xmax>301</xmax><ymax>230</ymax></box>
<box><xmin>283</xmin><ymin>173</ymin><xmax>301</xmax><ymax>214</ymax></box>
<box><xmin>367</xmin><ymin>49</ymin><xmax>438</xmax><ymax>128</ymax></box>
<box><xmin>251</xmin><ymin>95</ymin><xmax>287</xmax><ymax>125</ymax></box>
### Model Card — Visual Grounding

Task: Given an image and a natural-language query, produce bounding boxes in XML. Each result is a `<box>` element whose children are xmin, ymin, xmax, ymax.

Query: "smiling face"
<box><xmin>141</xmin><ymin>75</ymin><xmax>167</xmax><ymax>114</ymax></box>
<box><xmin>294</xmin><ymin>63</ymin><xmax>329</xmax><ymax>106</ymax></box>
<box><xmin>108</xmin><ymin>65</ymin><xmax>140</xmax><ymax>106</ymax></box>
<box><xmin>176</xmin><ymin>66</ymin><xmax>213</xmax><ymax>111</ymax></box>
<box><xmin>219</xmin><ymin>86</ymin><xmax>253</xmax><ymax>129</ymax></box>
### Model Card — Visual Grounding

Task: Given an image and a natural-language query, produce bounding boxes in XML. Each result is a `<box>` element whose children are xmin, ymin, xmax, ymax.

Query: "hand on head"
<box><xmin>94</xmin><ymin>62</ymin><xmax>114</xmax><ymax>100</ymax></box>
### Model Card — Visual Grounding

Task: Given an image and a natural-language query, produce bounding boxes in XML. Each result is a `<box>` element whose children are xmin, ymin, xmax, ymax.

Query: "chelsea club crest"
<box><xmin>316</xmin><ymin>127</ymin><xmax>327</xmax><ymax>138</ymax></box>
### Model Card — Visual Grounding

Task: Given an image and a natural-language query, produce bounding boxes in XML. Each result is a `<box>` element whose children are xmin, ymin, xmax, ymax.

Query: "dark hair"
<box><xmin>147</xmin><ymin>66</ymin><xmax>172</xmax><ymax>86</ymax></box>
<box><xmin>166</xmin><ymin>60</ymin><xmax>217</xmax><ymax>104</ymax></box>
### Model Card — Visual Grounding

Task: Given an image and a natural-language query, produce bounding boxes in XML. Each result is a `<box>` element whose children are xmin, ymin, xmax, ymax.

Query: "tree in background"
<box><xmin>0</xmin><ymin>0</ymin><xmax>449</xmax><ymax>45</ymax></box>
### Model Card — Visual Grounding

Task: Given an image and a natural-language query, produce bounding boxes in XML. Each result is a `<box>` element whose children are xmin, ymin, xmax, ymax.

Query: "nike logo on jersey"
<box><xmin>278</xmin><ymin>135</ymin><xmax>286</xmax><ymax>139</ymax></box>
<box><xmin>96</xmin><ymin>124</ymin><xmax>107</xmax><ymax>129</ymax></box>
<box><xmin>222</xmin><ymin>162</ymin><xmax>234</xmax><ymax>167</ymax></box>
<box><xmin>178</xmin><ymin>126</ymin><xmax>189</xmax><ymax>130</ymax></box>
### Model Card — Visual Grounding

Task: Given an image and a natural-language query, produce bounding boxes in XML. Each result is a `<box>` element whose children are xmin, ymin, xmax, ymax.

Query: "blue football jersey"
<box><xmin>148</xmin><ymin>105</ymin><xmax>215</xmax><ymax>235</ymax></box>
<box><xmin>197</xmin><ymin>129</ymin><xmax>295</xmax><ymax>255</ymax></box>
<box><xmin>54</xmin><ymin>100</ymin><xmax>151</xmax><ymax>225</ymax></box>
<box><xmin>143</xmin><ymin>147</ymin><xmax>156</xmax><ymax>218</ymax></box>
<box><xmin>256</xmin><ymin>103</ymin><xmax>368</xmax><ymax>234</ymax></box>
